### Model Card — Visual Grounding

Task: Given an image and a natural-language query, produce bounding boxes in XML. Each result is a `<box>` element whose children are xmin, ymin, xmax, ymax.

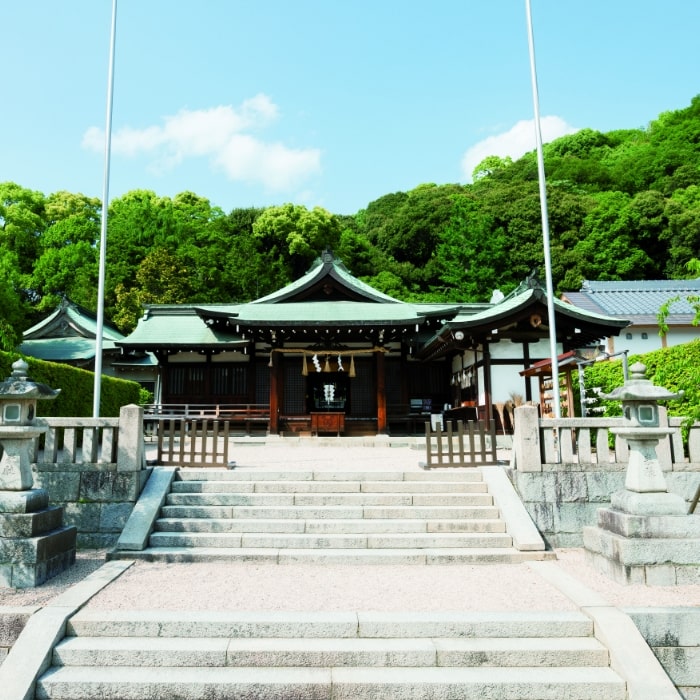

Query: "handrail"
<box><xmin>143</xmin><ymin>403</ymin><xmax>270</xmax><ymax>419</ymax></box>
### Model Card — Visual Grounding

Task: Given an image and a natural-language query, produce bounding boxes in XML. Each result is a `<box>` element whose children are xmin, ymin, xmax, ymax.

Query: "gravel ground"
<box><xmin>3</xmin><ymin>548</ymin><xmax>700</xmax><ymax>612</ymax></box>
<box><xmin>81</xmin><ymin>548</ymin><xmax>700</xmax><ymax>612</ymax></box>
<box><xmin>0</xmin><ymin>549</ymin><xmax>108</xmax><ymax>607</ymax></box>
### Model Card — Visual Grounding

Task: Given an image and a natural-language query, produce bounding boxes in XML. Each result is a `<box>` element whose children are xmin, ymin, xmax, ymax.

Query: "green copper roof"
<box><xmin>448</xmin><ymin>287</ymin><xmax>628</xmax><ymax>328</ymax></box>
<box><xmin>22</xmin><ymin>299</ymin><xmax>123</xmax><ymax>341</ymax></box>
<box><xmin>123</xmin><ymin>306</ymin><xmax>248</xmax><ymax>348</ymax></box>
<box><xmin>19</xmin><ymin>337</ymin><xmax>119</xmax><ymax>362</ymax></box>
<box><xmin>197</xmin><ymin>301</ymin><xmax>461</xmax><ymax>326</ymax></box>
<box><xmin>252</xmin><ymin>252</ymin><xmax>401</xmax><ymax>304</ymax></box>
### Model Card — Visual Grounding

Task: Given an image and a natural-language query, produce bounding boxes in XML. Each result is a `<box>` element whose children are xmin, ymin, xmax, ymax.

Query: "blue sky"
<box><xmin>2</xmin><ymin>1</ymin><xmax>699</xmax><ymax>215</ymax></box>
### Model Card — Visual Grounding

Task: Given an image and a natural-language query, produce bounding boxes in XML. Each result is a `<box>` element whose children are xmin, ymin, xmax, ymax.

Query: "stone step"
<box><xmin>170</xmin><ymin>480</ymin><xmax>489</xmax><ymax>494</ymax></box>
<box><xmin>36</xmin><ymin>665</ymin><xmax>626</xmax><ymax>700</ymax></box>
<box><xmin>110</xmin><ymin>546</ymin><xmax>555</xmax><ymax>565</ymax></box>
<box><xmin>53</xmin><ymin>635</ymin><xmax>610</xmax><ymax>668</ymax></box>
<box><xmin>176</xmin><ymin>469</ymin><xmax>484</xmax><ymax>483</ymax></box>
<box><xmin>148</xmin><ymin>531</ymin><xmax>514</xmax><ymax>549</ymax></box>
<box><xmin>65</xmin><ymin>610</ymin><xmax>595</xmax><ymax>640</ymax></box>
<box><xmin>154</xmin><ymin>517</ymin><xmax>507</xmax><ymax>534</ymax></box>
<box><xmin>165</xmin><ymin>492</ymin><xmax>494</xmax><ymax>507</ymax></box>
<box><xmin>159</xmin><ymin>504</ymin><xmax>501</xmax><ymax>520</ymax></box>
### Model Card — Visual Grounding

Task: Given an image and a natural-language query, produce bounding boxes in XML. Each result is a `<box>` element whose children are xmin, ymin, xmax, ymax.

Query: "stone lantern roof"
<box><xmin>602</xmin><ymin>362</ymin><xmax>683</xmax><ymax>403</ymax></box>
<box><xmin>0</xmin><ymin>359</ymin><xmax>61</xmax><ymax>401</ymax></box>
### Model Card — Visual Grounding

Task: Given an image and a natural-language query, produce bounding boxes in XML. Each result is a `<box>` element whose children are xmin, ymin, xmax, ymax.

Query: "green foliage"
<box><xmin>3</xmin><ymin>95</ymin><xmax>700</xmax><ymax>343</ymax></box>
<box><xmin>472</xmin><ymin>155</ymin><xmax>513</xmax><ymax>181</ymax></box>
<box><xmin>580</xmin><ymin>339</ymin><xmax>700</xmax><ymax>424</ymax></box>
<box><xmin>252</xmin><ymin>203</ymin><xmax>342</xmax><ymax>281</ymax></box>
<box><xmin>0</xmin><ymin>351</ymin><xmax>141</xmax><ymax>417</ymax></box>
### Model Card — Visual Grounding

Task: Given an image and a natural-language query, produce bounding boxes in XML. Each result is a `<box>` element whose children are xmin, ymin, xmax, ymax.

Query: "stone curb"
<box><xmin>113</xmin><ymin>467</ymin><xmax>177</xmax><ymax>552</ymax></box>
<box><xmin>0</xmin><ymin>559</ymin><xmax>133</xmax><ymax>700</ymax></box>
<box><xmin>527</xmin><ymin>561</ymin><xmax>682</xmax><ymax>700</ymax></box>
<box><xmin>481</xmin><ymin>466</ymin><xmax>545</xmax><ymax>551</ymax></box>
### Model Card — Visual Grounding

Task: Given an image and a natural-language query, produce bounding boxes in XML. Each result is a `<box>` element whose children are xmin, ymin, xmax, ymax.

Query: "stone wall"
<box><xmin>510</xmin><ymin>405</ymin><xmax>700</xmax><ymax>547</ymax></box>
<box><xmin>32</xmin><ymin>462</ymin><xmax>150</xmax><ymax>548</ymax></box>
<box><xmin>0</xmin><ymin>606</ymin><xmax>37</xmax><ymax>663</ymax></box>
<box><xmin>30</xmin><ymin>405</ymin><xmax>150</xmax><ymax>548</ymax></box>
<box><xmin>509</xmin><ymin>464</ymin><xmax>698</xmax><ymax>547</ymax></box>
<box><xmin>627</xmin><ymin>608</ymin><xmax>700</xmax><ymax>700</ymax></box>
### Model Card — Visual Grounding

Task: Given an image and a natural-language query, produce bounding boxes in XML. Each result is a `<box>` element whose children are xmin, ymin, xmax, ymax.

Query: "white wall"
<box><xmin>609</xmin><ymin>325</ymin><xmax>699</xmax><ymax>356</ymax></box>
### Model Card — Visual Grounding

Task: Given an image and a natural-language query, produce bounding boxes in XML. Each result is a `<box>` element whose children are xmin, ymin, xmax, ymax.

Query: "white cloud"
<box><xmin>214</xmin><ymin>134</ymin><xmax>321</xmax><ymax>191</ymax></box>
<box><xmin>461</xmin><ymin>116</ymin><xmax>578</xmax><ymax>182</ymax></box>
<box><xmin>81</xmin><ymin>94</ymin><xmax>320</xmax><ymax>192</ymax></box>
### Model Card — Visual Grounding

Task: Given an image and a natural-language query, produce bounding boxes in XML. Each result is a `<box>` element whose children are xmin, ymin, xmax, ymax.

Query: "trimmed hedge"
<box><xmin>580</xmin><ymin>338</ymin><xmax>700</xmax><ymax>423</ymax></box>
<box><xmin>0</xmin><ymin>352</ymin><xmax>141</xmax><ymax>417</ymax></box>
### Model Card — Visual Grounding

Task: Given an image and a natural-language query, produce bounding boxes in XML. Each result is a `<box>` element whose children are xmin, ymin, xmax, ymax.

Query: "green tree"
<box><xmin>471</xmin><ymin>155</ymin><xmax>513</xmax><ymax>181</ymax></box>
<box><xmin>252</xmin><ymin>203</ymin><xmax>342</xmax><ymax>280</ymax></box>
<box><xmin>0</xmin><ymin>182</ymin><xmax>46</xmax><ymax>275</ymax></box>
<box><xmin>436</xmin><ymin>195</ymin><xmax>508</xmax><ymax>301</ymax></box>
<box><xmin>113</xmin><ymin>247</ymin><xmax>194</xmax><ymax>331</ymax></box>
<box><xmin>661</xmin><ymin>186</ymin><xmax>700</xmax><ymax>277</ymax></box>
<box><xmin>30</xmin><ymin>191</ymin><xmax>101</xmax><ymax>310</ymax></box>
<box><xmin>104</xmin><ymin>190</ymin><xmax>176</xmax><ymax>317</ymax></box>
<box><xmin>0</xmin><ymin>249</ymin><xmax>25</xmax><ymax>350</ymax></box>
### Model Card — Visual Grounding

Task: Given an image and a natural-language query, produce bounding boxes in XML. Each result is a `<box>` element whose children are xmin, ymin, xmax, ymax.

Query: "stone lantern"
<box><xmin>583</xmin><ymin>362</ymin><xmax>700</xmax><ymax>585</ymax></box>
<box><xmin>0</xmin><ymin>359</ymin><xmax>60</xmax><ymax>491</ymax></box>
<box><xmin>602</xmin><ymin>361</ymin><xmax>685</xmax><ymax>511</ymax></box>
<box><xmin>0</xmin><ymin>359</ymin><xmax>76</xmax><ymax>588</ymax></box>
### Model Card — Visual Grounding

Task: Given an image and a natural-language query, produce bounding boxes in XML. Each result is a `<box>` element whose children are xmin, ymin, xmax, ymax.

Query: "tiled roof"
<box><xmin>19</xmin><ymin>337</ymin><xmax>120</xmax><ymax>361</ymax></box>
<box><xmin>122</xmin><ymin>306</ymin><xmax>248</xmax><ymax>348</ymax></box>
<box><xmin>22</xmin><ymin>300</ymin><xmax>124</xmax><ymax>341</ymax></box>
<box><xmin>202</xmin><ymin>301</ymin><xmax>461</xmax><ymax>325</ymax></box>
<box><xmin>566</xmin><ymin>279</ymin><xmax>700</xmax><ymax>318</ymax></box>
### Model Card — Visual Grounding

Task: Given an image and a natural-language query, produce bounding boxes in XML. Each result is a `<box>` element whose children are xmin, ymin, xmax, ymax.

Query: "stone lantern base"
<box><xmin>583</xmin><ymin>492</ymin><xmax>700</xmax><ymax>585</ymax></box>
<box><xmin>0</xmin><ymin>488</ymin><xmax>76</xmax><ymax>588</ymax></box>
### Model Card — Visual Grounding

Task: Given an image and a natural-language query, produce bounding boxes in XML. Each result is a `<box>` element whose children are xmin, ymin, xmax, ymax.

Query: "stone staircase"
<box><xmin>31</xmin><ymin>467</ymin><xmax>636</xmax><ymax>699</ymax></box>
<box><xmin>121</xmin><ymin>468</ymin><xmax>553</xmax><ymax>564</ymax></box>
<box><xmin>36</xmin><ymin>609</ymin><xmax>627</xmax><ymax>699</ymax></box>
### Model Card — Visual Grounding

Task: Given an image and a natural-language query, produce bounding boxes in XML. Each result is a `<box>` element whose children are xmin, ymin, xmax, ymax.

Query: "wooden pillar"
<box><xmin>269</xmin><ymin>351</ymin><xmax>280</xmax><ymax>434</ymax></box>
<box><xmin>376</xmin><ymin>350</ymin><xmax>387</xmax><ymax>434</ymax></box>
<box><xmin>522</xmin><ymin>342</ymin><xmax>532</xmax><ymax>403</ymax></box>
<box><xmin>482</xmin><ymin>342</ymin><xmax>492</xmax><ymax>422</ymax></box>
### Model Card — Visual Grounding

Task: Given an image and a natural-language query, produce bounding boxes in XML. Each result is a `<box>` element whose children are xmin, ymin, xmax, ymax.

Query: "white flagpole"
<box><xmin>93</xmin><ymin>0</ymin><xmax>118</xmax><ymax>418</ymax></box>
<box><xmin>525</xmin><ymin>0</ymin><xmax>561</xmax><ymax>419</ymax></box>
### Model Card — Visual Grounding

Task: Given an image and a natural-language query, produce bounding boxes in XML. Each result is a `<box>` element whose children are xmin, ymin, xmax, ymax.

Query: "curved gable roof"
<box><xmin>251</xmin><ymin>251</ymin><xmax>401</xmax><ymax>304</ymax></box>
<box><xmin>417</xmin><ymin>277</ymin><xmax>629</xmax><ymax>359</ymax></box>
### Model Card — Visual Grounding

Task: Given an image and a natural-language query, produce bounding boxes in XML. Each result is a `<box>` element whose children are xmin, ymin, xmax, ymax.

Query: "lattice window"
<box><xmin>349</xmin><ymin>358</ymin><xmax>376</xmax><ymax>417</ymax></box>
<box><xmin>212</xmin><ymin>366</ymin><xmax>247</xmax><ymax>396</ymax></box>
<box><xmin>284</xmin><ymin>364</ymin><xmax>306</xmax><ymax>414</ymax></box>
<box><xmin>255</xmin><ymin>362</ymin><xmax>270</xmax><ymax>404</ymax></box>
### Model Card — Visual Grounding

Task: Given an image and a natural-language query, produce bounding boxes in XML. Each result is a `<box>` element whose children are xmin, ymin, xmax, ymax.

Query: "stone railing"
<box><xmin>509</xmin><ymin>405</ymin><xmax>700</xmax><ymax>547</ymax></box>
<box><xmin>29</xmin><ymin>405</ymin><xmax>150</xmax><ymax>548</ymax></box>
<box><xmin>511</xmin><ymin>405</ymin><xmax>699</xmax><ymax>470</ymax></box>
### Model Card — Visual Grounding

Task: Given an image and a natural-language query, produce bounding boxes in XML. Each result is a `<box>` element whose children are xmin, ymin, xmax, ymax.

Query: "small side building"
<box><xmin>562</xmin><ymin>279</ymin><xmax>700</xmax><ymax>356</ymax></box>
<box><xmin>19</xmin><ymin>299</ymin><xmax>157</xmax><ymax>395</ymax></box>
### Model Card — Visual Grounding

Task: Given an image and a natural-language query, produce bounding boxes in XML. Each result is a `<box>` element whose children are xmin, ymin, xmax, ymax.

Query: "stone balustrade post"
<box><xmin>117</xmin><ymin>404</ymin><xmax>144</xmax><ymax>473</ymax></box>
<box><xmin>512</xmin><ymin>405</ymin><xmax>542</xmax><ymax>472</ymax></box>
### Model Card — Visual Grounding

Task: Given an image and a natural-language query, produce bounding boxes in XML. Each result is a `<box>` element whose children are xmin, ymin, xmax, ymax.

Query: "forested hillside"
<box><xmin>1</xmin><ymin>95</ymin><xmax>700</xmax><ymax>349</ymax></box>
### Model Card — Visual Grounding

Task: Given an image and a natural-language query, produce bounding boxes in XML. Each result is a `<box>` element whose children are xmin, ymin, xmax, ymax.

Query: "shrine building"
<box><xmin>117</xmin><ymin>251</ymin><xmax>629</xmax><ymax>435</ymax></box>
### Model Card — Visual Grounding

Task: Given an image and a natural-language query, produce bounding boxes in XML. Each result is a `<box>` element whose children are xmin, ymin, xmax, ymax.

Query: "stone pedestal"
<box><xmin>583</xmin><ymin>507</ymin><xmax>700</xmax><ymax>585</ymax></box>
<box><xmin>584</xmin><ymin>362</ymin><xmax>700</xmax><ymax>585</ymax></box>
<box><xmin>0</xmin><ymin>489</ymin><xmax>76</xmax><ymax>588</ymax></box>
